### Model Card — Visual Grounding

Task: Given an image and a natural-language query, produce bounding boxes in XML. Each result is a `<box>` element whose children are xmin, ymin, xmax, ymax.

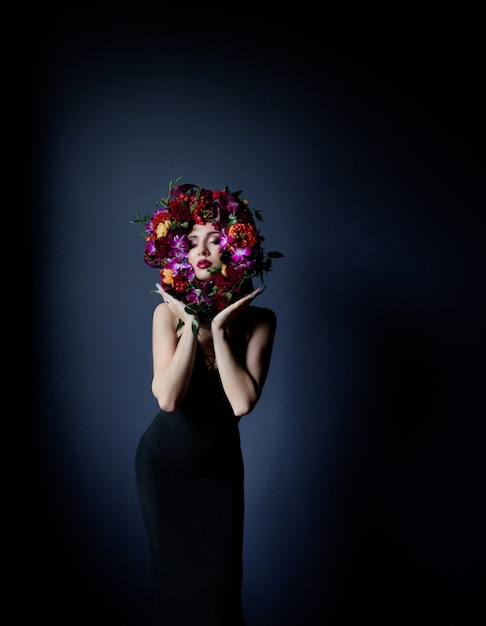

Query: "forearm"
<box><xmin>152</xmin><ymin>323</ymin><xmax>197</xmax><ymax>411</ymax></box>
<box><xmin>212</xmin><ymin>327</ymin><xmax>260</xmax><ymax>417</ymax></box>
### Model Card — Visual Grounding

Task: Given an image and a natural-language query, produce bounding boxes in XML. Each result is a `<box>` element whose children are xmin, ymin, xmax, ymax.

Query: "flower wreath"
<box><xmin>133</xmin><ymin>178</ymin><xmax>283</xmax><ymax>331</ymax></box>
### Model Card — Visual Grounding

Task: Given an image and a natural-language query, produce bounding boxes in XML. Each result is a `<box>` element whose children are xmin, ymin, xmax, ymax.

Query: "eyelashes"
<box><xmin>187</xmin><ymin>238</ymin><xmax>221</xmax><ymax>250</ymax></box>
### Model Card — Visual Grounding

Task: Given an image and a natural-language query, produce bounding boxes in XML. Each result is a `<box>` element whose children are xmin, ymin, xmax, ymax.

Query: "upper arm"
<box><xmin>245</xmin><ymin>307</ymin><xmax>277</xmax><ymax>394</ymax></box>
<box><xmin>152</xmin><ymin>303</ymin><xmax>178</xmax><ymax>376</ymax></box>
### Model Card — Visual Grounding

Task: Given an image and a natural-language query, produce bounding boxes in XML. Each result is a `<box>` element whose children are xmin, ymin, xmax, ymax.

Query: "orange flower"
<box><xmin>227</xmin><ymin>223</ymin><xmax>258</xmax><ymax>248</ymax></box>
<box><xmin>161</xmin><ymin>268</ymin><xmax>174</xmax><ymax>286</ymax></box>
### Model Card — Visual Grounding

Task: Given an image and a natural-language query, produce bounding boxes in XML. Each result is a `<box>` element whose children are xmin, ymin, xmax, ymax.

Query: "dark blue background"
<box><xmin>28</xmin><ymin>4</ymin><xmax>484</xmax><ymax>625</ymax></box>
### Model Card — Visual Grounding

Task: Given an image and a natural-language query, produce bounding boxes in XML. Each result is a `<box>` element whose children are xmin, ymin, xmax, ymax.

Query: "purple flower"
<box><xmin>144</xmin><ymin>240</ymin><xmax>157</xmax><ymax>257</ymax></box>
<box><xmin>169</xmin><ymin>234</ymin><xmax>188</xmax><ymax>254</ymax></box>
<box><xmin>165</xmin><ymin>257</ymin><xmax>195</xmax><ymax>280</ymax></box>
<box><xmin>218</xmin><ymin>229</ymin><xmax>233</xmax><ymax>251</ymax></box>
<box><xmin>186</xmin><ymin>287</ymin><xmax>211</xmax><ymax>305</ymax></box>
<box><xmin>230</xmin><ymin>246</ymin><xmax>252</xmax><ymax>264</ymax></box>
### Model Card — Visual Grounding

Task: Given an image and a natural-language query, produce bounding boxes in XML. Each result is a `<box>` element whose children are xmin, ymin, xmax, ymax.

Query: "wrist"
<box><xmin>211</xmin><ymin>320</ymin><xmax>225</xmax><ymax>336</ymax></box>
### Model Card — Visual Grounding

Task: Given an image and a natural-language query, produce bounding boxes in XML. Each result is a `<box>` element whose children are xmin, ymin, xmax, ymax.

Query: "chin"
<box><xmin>195</xmin><ymin>271</ymin><xmax>212</xmax><ymax>282</ymax></box>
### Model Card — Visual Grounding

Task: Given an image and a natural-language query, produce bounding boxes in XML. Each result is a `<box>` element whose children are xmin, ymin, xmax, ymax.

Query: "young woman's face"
<box><xmin>187</xmin><ymin>222</ymin><xmax>223</xmax><ymax>282</ymax></box>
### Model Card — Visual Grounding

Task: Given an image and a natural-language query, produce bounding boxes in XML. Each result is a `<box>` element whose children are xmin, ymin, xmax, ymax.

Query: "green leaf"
<box><xmin>131</xmin><ymin>211</ymin><xmax>151</xmax><ymax>224</ymax></box>
<box><xmin>254</xmin><ymin>210</ymin><xmax>265</xmax><ymax>221</ymax></box>
<box><xmin>168</xmin><ymin>177</ymin><xmax>183</xmax><ymax>195</ymax></box>
<box><xmin>191</xmin><ymin>319</ymin><xmax>199</xmax><ymax>336</ymax></box>
<box><xmin>176</xmin><ymin>319</ymin><xmax>185</xmax><ymax>333</ymax></box>
<box><xmin>268</xmin><ymin>250</ymin><xmax>284</xmax><ymax>258</ymax></box>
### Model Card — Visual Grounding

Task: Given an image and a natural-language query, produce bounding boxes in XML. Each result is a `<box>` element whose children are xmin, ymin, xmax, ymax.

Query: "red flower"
<box><xmin>168</xmin><ymin>195</ymin><xmax>192</xmax><ymax>223</ymax></box>
<box><xmin>173</xmin><ymin>274</ymin><xmax>189</xmax><ymax>292</ymax></box>
<box><xmin>212</xmin><ymin>291</ymin><xmax>231</xmax><ymax>311</ymax></box>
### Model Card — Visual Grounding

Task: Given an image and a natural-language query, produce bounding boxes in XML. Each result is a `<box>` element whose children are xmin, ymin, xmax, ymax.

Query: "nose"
<box><xmin>198</xmin><ymin>243</ymin><xmax>209</xmax><ymax>256</ymax></box>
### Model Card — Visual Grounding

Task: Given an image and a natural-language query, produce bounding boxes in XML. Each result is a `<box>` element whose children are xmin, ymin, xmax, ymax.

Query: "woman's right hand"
<box><xmin>155</xmin><ymin>283</ymin><xmax>196</xmax><ymax>326</ymax></box>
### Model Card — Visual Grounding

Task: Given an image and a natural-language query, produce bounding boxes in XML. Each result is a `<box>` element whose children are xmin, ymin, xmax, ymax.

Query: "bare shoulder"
<box><xmin>153</xmin><ymin>302</ymin><xmax>175</xmax><ymax>328</ymax></box>
<box><xmin>245</xmin><ymin>305</ymin><xmax>277</xmax><ymax>333</ymax></box>
<box><xmin>252</xmin><ymin>305</ymin><xmax>276</xmax><ymax>323</ymax></box>
<box><xmin>153</xmin><ymin>301</ymin><xmax>168</xmax><ymax>320</ymax></box>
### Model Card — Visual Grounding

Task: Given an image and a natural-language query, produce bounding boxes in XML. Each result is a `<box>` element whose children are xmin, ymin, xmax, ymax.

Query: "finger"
<box><xmin>155</xmin><ymin>283</ymin><xmax>171</xmax><ymax>304</ymax></box>
<box><xmin>249</xmin><ymin>285</ymin><xmax>266</xmax><ymax>300</ymax></box>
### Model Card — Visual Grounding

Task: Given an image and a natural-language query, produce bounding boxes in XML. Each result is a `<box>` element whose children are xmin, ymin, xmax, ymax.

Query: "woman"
<box><xmin>134</xmin><ymin>180</ymin><xmax>280</xmax><ymax>625</ymax></box>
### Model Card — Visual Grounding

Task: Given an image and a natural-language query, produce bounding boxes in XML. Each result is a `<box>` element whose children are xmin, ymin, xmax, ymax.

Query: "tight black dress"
<box><xmin>135</xmin><ymin>345</ymin><xmax>246</xmax><ymax>626</ymax></box>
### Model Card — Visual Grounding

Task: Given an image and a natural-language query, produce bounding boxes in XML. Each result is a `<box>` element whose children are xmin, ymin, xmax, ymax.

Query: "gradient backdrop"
<box><xmin>28</xmin><ymin>4</ymin><xmax>484</xmax><ymax>625</ymax></box>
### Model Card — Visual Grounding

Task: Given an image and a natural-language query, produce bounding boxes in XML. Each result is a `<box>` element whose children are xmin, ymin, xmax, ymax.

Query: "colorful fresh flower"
<box><xmin>133</xmin><ymin>177</ymin><xmax>283</xmax><ymax>330</ymax></box>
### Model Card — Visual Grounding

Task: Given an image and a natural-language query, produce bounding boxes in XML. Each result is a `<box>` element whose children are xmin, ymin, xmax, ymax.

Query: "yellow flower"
<box><xmin>162</xmin><ymin>268</ymin><xmax>174</xmax><ymax>286</ymax></box>
<box><xmin>221</xmin><ymin>264</ymin><xmax>228</xmax><ymax>276</ymax></box>
<box><xmin>156</xmin><ymin>220</ymin><xmax>171</xmax><ymax>238</ymax></box>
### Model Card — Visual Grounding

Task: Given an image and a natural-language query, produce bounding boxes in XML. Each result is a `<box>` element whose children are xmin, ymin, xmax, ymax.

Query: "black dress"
<box><xmin>135</xmin><ymin>345</ymin><xmax>246</xmax><ymax>626</ymax></box>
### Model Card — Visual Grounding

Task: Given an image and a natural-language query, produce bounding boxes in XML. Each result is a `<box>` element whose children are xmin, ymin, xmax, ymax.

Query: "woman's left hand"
<box><xmin>212</xmin><ymin>286</ymin><xmax>265</xmax><ymax>332</ymax></box>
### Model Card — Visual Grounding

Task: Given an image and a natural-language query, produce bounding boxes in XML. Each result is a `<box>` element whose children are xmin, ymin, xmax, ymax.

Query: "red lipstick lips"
<box><xmin>197</xmin><ymin>260</ymin><xmax>212</xmax><ymax>269</ymax></box>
